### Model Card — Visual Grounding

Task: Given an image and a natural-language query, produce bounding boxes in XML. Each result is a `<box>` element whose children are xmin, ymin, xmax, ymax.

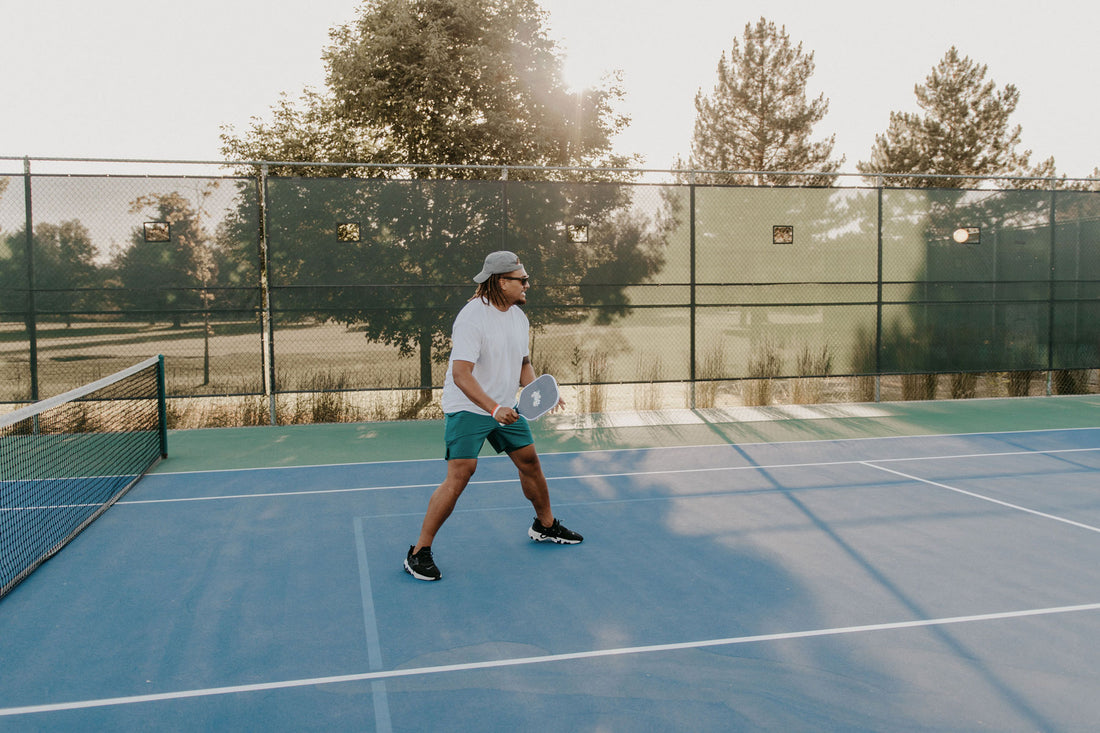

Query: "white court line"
<box><xmin>552</xmin><ymin>403</ymin><xmax>893</xmax><ymax>429</ymax></box>
<box><xmin>3</xmin><ymin>602</ymin><xmax>1099</xmax><ymax>718</ymax></box>
<box><xmin>116</xmin><ymin>482</ymin><xmax>445</xmax><ymax>505</ymax></box>
<box><xmin>113</xmin><ymin>446</ymin><xmax>1100</xmax><ymax>506</ymax></box>
<box><xmin>353</xmin><ymin>517</ymin><xmax>392</xmax><ymax>733</ymax></box>
<box><xmin>862</xmin><ymin>462</ymin><xmax>1100</xmax><ymax>534</ymax></box>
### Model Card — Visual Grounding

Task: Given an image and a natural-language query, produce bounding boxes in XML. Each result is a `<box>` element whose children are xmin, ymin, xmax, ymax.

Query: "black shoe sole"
<box><xmin>404</xmin><ymin>559</ymin><xmax>441</xmax><ymax>581</ymax></box>
<box><xmin>527</xmin><ymin>527</ymin><xmax>583</xmax><ymax>544</ymax></box>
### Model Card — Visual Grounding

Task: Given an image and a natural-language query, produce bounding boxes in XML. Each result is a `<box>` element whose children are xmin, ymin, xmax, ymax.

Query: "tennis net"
<box><xmin>1</xmin><ymin>355</ymin><xmax>167</xmax><ymax>600</ymax></box>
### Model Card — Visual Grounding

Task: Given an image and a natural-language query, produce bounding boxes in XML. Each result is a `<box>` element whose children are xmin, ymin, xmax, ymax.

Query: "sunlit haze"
<box><xmin>2</xmin><ymin>0</ymin><xmax>1097</xmax><ymax>178</ymax></box>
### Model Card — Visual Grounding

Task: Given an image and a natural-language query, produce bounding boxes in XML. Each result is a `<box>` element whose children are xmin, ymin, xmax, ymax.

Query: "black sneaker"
<box><xmin>404</xmin><ymin>545</ymin><xmax>441</xmax><ymax>581</ymax></box>
<box><xmin>528</xmin><ymin>518</ymin><xmax>583</xmax><ymax>544</ymax></box>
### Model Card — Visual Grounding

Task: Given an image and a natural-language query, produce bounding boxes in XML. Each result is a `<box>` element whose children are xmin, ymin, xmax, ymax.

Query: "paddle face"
<box><xmin>516</xmin><ymin>374</ymin><xmax>559</xmax><ymax>420</ymax></box>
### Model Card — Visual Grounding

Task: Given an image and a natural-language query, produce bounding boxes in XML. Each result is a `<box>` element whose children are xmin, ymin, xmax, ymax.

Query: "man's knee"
<box><xmin>509</xmin><ymin>446</ymin><xmax>541</xmax><ymax>474</ymax></box>
<box><xmin>447</xmin><ymin>458</ymin><xmax>478</xmax><ymax>484</ymax></box>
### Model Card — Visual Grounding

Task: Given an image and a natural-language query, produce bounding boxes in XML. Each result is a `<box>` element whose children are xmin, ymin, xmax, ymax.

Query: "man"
<box><xmin>404</xmin><ymin>251</ymin><xmax>583</xmax><ymax>581</ymax></box>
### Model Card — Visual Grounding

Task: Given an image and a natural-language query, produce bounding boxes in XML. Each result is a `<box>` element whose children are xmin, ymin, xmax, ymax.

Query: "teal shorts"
<box><xmin>444</xmin><ymin>410</ymin><xmax>533</xmax><ymax>460</ymax></box>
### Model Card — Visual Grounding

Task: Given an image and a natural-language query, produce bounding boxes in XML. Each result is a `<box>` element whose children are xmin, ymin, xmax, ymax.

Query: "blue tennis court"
<box><xmin>2</xmin><ymin>399</ymin><xmax>1099</xmax><ymax>731</ymax></box>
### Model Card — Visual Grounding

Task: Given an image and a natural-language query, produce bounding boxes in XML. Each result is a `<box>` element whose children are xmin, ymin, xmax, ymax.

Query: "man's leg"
<box><xmin>508</xmin><ymin>444</ymin><xmax>553</xmax><ymax>527</ymax></box>
<box><xmin>510</xmin><ymin>443</ymin><xmax>583</xmax><ymax>544</ymax></box>
<box><xmin>414</xmin><ymin>458</ymin><xmax>477</xmax><ymax>552</ymax></box>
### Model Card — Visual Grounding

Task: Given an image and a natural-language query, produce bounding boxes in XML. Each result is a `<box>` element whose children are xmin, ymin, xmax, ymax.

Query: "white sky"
<box><xmin>2</xmin><ymin>0</ymin><xmax>1098</xmax><ymax>178</ymax></box>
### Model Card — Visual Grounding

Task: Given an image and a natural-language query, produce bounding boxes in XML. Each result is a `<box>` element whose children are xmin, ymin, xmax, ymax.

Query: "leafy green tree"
<box><xmin>682</xmin><ymin>17</ymin><xmax>842</xmax><ymax>185</ymax></box>
<box><xmin>0</xmin><ymin>220</ymin><xmax>98</xmax><ymax>326</ymax></box>
<box><xmin>323</xmin><ymin>0</ymin><xmax>633</xmax><ymax>174</ymax></box>
<box><xmin>223</xmin><ymin>0</ymin><xmax>633</xmax><ymax>177</ymax></box>
<box><xmin>0</xmin><ymin>230</ymin><xmax>28</xmax><ymax>319</ymax></box>
<box><xmin>112</xmin><ymin>192</ymin><xmax>215</xmax><ymax>328</ymax></box>
<box><xmin>220</xmin><ymin>89</ymin><xmax>379</xmax><ymax>177</ymax></box>
<box><xmin>858</xmin><ymin>47</ymin><xmax>1055</xmax><ymax>188</ymax></box>
<box><xmin>221</xmin><ymin>0</ymin><xmax>669</xmax><ymax>397</ymax></box>
<box><xmin>30</xmin><ymin>221</ymin><xmax>99</xmax><ymax>325</ymax></box>
<box><xmin>1062</xmin><ymin>167</ymin><xmax>1100</xmax><ymax>192</ymax></box>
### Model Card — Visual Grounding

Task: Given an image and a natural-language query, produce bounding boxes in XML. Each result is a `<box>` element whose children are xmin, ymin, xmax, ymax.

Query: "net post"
<box><xmin>1</xmin><ymin>356</ymin><xmax>169</xmax><ymax>599</ymax></box>
<box><xmin>157</xmin><ymin>354</ymin><xmax>169</xmax><ymax>458</ymax></box>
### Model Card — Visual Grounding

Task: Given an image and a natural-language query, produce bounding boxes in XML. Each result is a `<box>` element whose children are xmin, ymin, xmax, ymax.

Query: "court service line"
<box><xmin>862</xmin><ymin>462</ymin><xmax>1100</xmax><ymax>534</ymax></box>
<box><xmin>353</xmin><ymin>517</ymin><xmax>393</xmax><ymax>733</ymax></box>
<box><xmin>3</xmin><ymin>602</ymin><xmax>1099</xmax><ymax>718</ymax></box>
<box><xmin>112</xmin><ymin>446</ymin><xmax>1100</xmax><ymax>506</ymax></box>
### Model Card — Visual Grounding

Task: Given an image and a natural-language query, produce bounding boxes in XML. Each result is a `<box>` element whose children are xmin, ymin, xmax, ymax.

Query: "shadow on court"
<box><xmin>1</xmin><ymin>404</ymin><xmax>1099</xmax><ymax>731</ymax></box>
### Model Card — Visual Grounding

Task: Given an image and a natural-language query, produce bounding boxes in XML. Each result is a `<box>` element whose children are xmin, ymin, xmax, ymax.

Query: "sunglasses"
<box><xmin>499</xmin><ymin>276</ymin><xmax>530</xmax><ymax>285</ymax></box>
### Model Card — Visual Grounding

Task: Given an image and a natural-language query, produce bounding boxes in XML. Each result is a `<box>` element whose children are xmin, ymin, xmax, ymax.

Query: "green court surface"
<box><xmin>160</xmin><ymin>394</ymin><xmax>1100</xmax><ymax>472</ymax></box>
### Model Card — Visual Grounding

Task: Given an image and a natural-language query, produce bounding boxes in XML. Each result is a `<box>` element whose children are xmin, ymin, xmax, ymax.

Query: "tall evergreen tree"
<box><xmin>858</xmin><ymin>47</ymin><xmax>1055</xmax><ymax>188</ymax></box>
<box><xmin>683</xmin><ymin>17</ymin><xmax>842</xmax><ymax>185</ymax></box>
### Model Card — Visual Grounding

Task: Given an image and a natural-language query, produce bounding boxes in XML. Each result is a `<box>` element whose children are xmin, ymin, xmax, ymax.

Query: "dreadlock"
<box><xmin>472</xmin><ymin>274</ymin><xmax>511</xmax><ymax>309</ymax></box>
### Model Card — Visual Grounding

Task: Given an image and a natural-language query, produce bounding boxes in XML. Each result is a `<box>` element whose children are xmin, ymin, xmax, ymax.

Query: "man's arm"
<box><xmin>452</xmin><ymin>359</ymin><xmax>519</xmax><ymax>424</ymax></box>
<box><xmin>519</xmin><ymin>356</ymin><xmax>535</xmax><ymax>388</ymax></box>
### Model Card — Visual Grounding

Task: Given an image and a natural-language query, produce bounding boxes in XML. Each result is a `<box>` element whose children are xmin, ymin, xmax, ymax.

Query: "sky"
<box><xmin>2</xmin><ymin>0</ymin><xmax>1098</xmax><ymax>179</ymax></box>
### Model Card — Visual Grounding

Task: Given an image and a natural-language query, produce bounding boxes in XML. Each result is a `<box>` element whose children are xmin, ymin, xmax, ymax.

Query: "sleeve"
<box><xmin>449</xmin><ymin>305</ymin><xmax>482</xmax><ymax>364</ymax></box>
<box><xmin>520</xmin><ymin>311</ymin><xmax>530</xmax><ymax>359</ymax></box>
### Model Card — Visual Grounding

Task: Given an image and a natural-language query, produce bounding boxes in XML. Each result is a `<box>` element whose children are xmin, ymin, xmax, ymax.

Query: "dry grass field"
<box><xmin>2</xmin><ymin>318</ymin><xmax>1096</xmax><ymax>429</ymax></box>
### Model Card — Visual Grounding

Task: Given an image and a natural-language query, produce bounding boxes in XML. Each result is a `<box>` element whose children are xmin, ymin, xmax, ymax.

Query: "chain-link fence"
<box><xmin>2</xmin><ymin>159</ymin><xmax>1098</xmax><ymax>424</ymax></box>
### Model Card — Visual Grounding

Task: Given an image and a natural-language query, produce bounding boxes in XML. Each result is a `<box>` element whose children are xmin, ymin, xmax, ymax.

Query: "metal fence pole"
<box><xmin>257</xmin><ymin>164</ymin><xmax>276</xmax><ymax>424</ymax></box>
<box><xmin>1046</xmin><ymin>186</ymin><xmax>1058</xmax><ymax>395</ymax></box>
<box><xmin>875</xmin><ymin>176</ymin><xmax>884</xmax><ymax>402</ymax></box>
<box><xmin>22</xmin><ymin>157</ymin><xmax>38</xmax><ymax>402</ymax></box>
<box><xmin>501</xmin><ymin>166</ymin><xmax>509</xmax><ymax>251</ymax></box>
<box><xmin>689</xmin><ymin>175</ymin><xmax>697</xmax><ymax>409</ymax></box>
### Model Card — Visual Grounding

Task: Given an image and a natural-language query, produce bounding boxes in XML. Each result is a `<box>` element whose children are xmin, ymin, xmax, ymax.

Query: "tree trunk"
<box><xmin>419</xmin><ymin>327</ymin><xmax>433</xmax><ymax>401</ymax></box>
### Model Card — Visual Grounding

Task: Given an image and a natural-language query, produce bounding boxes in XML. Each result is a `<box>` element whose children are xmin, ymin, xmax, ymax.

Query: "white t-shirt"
<box><xmin>440</xmin><ymin>298</ymin><xmax>530</xmax><ymax>415</ymax></box>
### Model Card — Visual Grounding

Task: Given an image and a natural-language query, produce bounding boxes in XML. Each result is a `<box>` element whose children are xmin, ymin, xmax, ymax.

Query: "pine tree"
<box><xmin>683</xmin><ymin>17</ymin><xmax>842</xmax><ymax>185</ymax></box>
<box><xmin>858</xmin><ymin>47</ymin><xmax>1055</xmax><ymax>188</ymax></box>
